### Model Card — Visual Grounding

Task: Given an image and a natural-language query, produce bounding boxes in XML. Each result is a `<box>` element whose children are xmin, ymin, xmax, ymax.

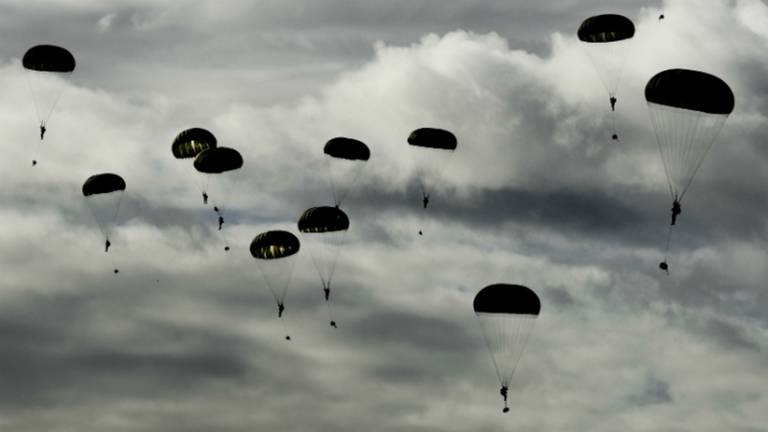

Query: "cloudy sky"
<box><xmin>0</xmin><ymin>0</ymin><xmax>766</xmax><ymax>430</ymax></box>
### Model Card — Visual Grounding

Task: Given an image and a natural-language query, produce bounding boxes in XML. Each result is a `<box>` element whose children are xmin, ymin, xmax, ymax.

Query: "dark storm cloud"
<box><xmin>627</xmin><ymin>372</ymin><xmax>673</xmax><ymax>406</ymax></box>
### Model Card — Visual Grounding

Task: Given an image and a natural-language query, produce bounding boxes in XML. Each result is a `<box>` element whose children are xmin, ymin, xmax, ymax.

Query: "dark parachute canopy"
<box><xmin>194</xmin><ymin>147</ymin><xmax>243</xmax><ymax>173</ymax></box>
<box><xmin>172</xmin><ymin>128</ymin><xmax>217</xmax><ymax>159</ymax></box>
<box><xmin>407</xmin><ymin>128</ymin><xmax>457</xmax><ymax>150</ymax></box>
<box><xmin>577</xmin><ymin>14</ymin><xmax>635</xmax><ymax>43</ymax></box>
<box><xmin>645</xmin><ymin>69</ymin><xmax>735</xmax><ymax>114</ymax></box>
<box><xmin>82</xmin><ymin>173</ymin><xmax>126</xmax><ymax>196</ymax></box>
<box><xmin>23</xmin><ymin>45</ymin><xmax>76</xmax><ymax>72</ymax></box>
<box><xmin>298</xmin><ymin>206</ymin><xmax>350</xmax><ymax>233</ymax></box>
<box><xmin>473</xmin><ymin>284</ymin><xmax>541</xmax><ymax>315</ymax></box>
<box><xmin>324</xmin><ymin>137</ymin><xmax>370</xmax><ymax>161</ymax></box>
<box><xmin>250</xmin><ymin>230</ymin><xmax>300</xmax><ymax>259</ymax></box>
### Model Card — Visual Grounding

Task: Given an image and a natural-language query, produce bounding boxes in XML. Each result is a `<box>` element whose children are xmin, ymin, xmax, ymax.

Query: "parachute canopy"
<box><xmin>173</xmin><ymin>128</ymin><xmax>217</xmax><ymax>159</ymax></box>
<box><xmin>298</xmin><ymin>206</ymin><xmax>349</xmax><ymax>233</ymax></box>
<box><xmin>324</xmin><ymin>137</ymin><xmax>370</xmax><ymax>161</ymax></box>
<box><xmin>250</xmin><ymin>231</ymin><xmax>300</xmax><ymax>260</ymax></box>
<box><xmin>23</xmin><ymin>45</ymin><xmax>75</xmax><ymax>72</ymax></box>
<box><xmin>194</xmin><ymin>147</ymin><xmax>243</xmax><ymax>173</ymax></box>
<box><xmin>473</xmin><ymin>284</ymin><xmax>541</xmax><ymax>315</ymax></box>
<box><xmin>577</xmin><ymin>14</ymin><xmax>635</xmax><ymax>43</ymax></box>
<box><xmin>82</xmin><ymin>173</ymin><xmax>126</xmax><ymax>196</ymax></box>
<box><xmin>645</xmin><ymin>69</ymin><xmax>735</xmax><ymax>115</ymax></box>
<box><xmin>407</xmin><ymin>128</ymin><xmax>457</xmax><ymax>150</ymax></box>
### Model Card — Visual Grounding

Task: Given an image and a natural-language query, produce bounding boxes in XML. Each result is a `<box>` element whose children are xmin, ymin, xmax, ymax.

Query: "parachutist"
<box><xmin>610</xmin><ymin>96</ymin><xmax>617</xmax><ymax>111</ymax></box>
<box><xmin>224</xmin><ymin>246</ymin><xmax>230</xmax><ymax>251</ymax></box>
<box><xmin>659</xmin><ymin>14</ymin><xmax>664</xmax><ymax>20</ymax></box>
<box><xmin>40</xmin><ymin>122</ymin><xmax>46</xmax><ymax>140</ymax></box>
<box><xmin>218</xmin><ymin>216</ymin><xmax>224</xmax><ymax>230</ymax></box>
<box><xmin>213</xmin><ymin>206</ymin><xmax>219</xmax><ymax>213</ymax></box>
<box><xmin>671</xmin><ymin>199</ymin><xmax>681</xmax><ymax>225</ymax></box>
<box><xmin>105</xmin><ymin>239</ymin><xmax>111</xmax><ymax>252</ymax></box>
<box><xmin>285</xmin><ymin>335</ymin><xmax>291</xmax><ymax>341</ymax></box>
<box><xmin>418</xmin><ymin>230</ymin><xmax>423</xmax><ymax>236</ymax></box>
<box><xmin>330</xmin><ymin>321</ymin><xmax>337</xmax><ymax>328</ymax></box>
<box><xmin>278</xmin><ymin>303</ymin><xmax>285</xmax><ymax>318</ymax></box>
<box><xmin>323</xmin><ymin>287</ymin><xmax>330</xmax><ymax>301</ymax></box>
<box><xmin>611</xmin><ymin>134</ymin><xmax>619</xmax><ymax>141</ymax></box>
<box><xmin>659</xmin><ymin>261</ymin><xmax>669</xmax><ymax>274</ymax></box>
<box><xmin>114</xmin><ymin>269</ymin><xmax>119</xmax><ymax>274</ymax></box>
<box><xmin>202</xmin><ymin>192</ymin><xmax>208</xmax><ymax>205</ymax></box>
<box><xmin>500</xmin><ymin>385</ymin><xmax>509</xmax><ymax>413</ymax></box>
<box><xmin>32</xmin><ymin>160</ymin><xmax>37</xmax><ymax>167</ymax></box>
<box><xmin>422</xmin><ymin>194</ymin><xmax>430</xmax><ymax>209</ymax></box>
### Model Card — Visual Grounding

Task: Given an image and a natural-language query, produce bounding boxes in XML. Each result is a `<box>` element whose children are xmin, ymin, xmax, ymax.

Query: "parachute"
<box><xmin>82</xmin><ymin>173</ymin><xmax>126</xmax><ymax>274</ymax></box>
<box><xmin>646</xmin><ymin>69</ymin><xmax>734</xmax><ymax>272</ymax></box>
<box><xmin>23</xmin><ymin>44</ymin><xmax>76</xmax><ymax>164</ymax></box>
<box><xmin>298</xmin><ymin>206</ymin><xmax>350</xmax><ymax>328</ymax></box>
<box><xmin>646</xmin><ymin>69</ymin><xmax>734</xmax><ymax>201</ymax></box>
<box><xmin>578</xmin><ymin>14</ymin><xmax>635</xmax><ymax>139</ymax></box>
<box><xmin>194</xmin><ymin>147</ymin><xmax>243</xmax><ymax>250</ymax></box>
<box><xmin>474</xmin><ymin>284</ymin><xmax>540</xmax><ymax>413</ymax></box>
<box><xmin>172</xmin><ymin>127</ymin><xmax>217</xmax><ymax>159</ymax></box>
<box><xmin>250</xmin><ymin>230</ymin><xmax>300</xmax><ymax>340</ymax></box>
<box><xmin>323</xmin><ymin>137</ymin><xmax>370</xmax><ymax>206</ymax></box>
<box><xmin>407</xmin><ymin>128</ymin><xmax>457</xmax><ymax>236</ymax></box>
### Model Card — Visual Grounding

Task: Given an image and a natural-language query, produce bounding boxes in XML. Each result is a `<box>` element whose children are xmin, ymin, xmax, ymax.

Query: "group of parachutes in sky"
<box><xmin>19</xmin><ymin>11</ymin><xmax>735</xmax><ymax>413</ymax></box>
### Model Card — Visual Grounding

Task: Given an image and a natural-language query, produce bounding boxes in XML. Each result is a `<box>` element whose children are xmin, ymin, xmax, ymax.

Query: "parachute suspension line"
<box><xmin>649</xmin><ymin>106</ymin><xmax>678</xmax><ymax>199</ymax></box>
<box><xmin>23</xmin><ymin>69</ymin><xmax>69</xmax><ymax>124</ymax></box>
<box><xmin>23</xmin><ymin>71</ymin><xmax>43</xmax><ymax>124</ymax></box>
<box><xmin>679</xmin><ymin>115</ymin><xmax>725</xmax><ymax>201</ymax></box>
<box><xmin>210</xmin><ymin>169</ymin><xmax>244</xmax><ymax>251</ymax></box>
<box><xmin>663</xmin><ymin>223</ymin><xmax>674</xmax><ymax>263</ymax></box>
<box><xmin>476</xmin><ymin>314</ymin><xmax>537</xmax><ymax>388</ymax></box>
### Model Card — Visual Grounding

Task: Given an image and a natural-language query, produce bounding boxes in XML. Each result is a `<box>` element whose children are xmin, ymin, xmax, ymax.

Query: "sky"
<box><xmin>0</xmin><ymin>0</ymin><xmax>766</xmax><ymax>430</ymax></box>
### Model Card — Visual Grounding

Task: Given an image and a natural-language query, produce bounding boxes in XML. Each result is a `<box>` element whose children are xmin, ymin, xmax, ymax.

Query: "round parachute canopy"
<box><xmin>577</xmin><ymin>14</ymin><xmax>635</xmax><ymax>43</ymax></box>
<box><xmin>407</xmin><ymin>128</ymin><xmax>457</xmax><ymax>150</ymax></box>
<box><xmin>473</xmin><ymin>284</ymin><xmax>541</xmax><ymax>315</ymax></box>
<box><xmin>645</xmin><ymin>69</ymin><xmax>735</xmax><ymax>114</ymax></box>
<box><xmin>194</xmin><ymin>147</ymin><xmax>243</xmax><ymax>174</ymax></box>
<box><xmin>82</xmin><ymin>173</ymin><xmax>126</xmax><ymax>196</ymax></box>
<box><xmin>298</xmin><ymin>206</ymin><xmax>350</xmax><ymax>233</ymax></box>
<box><xmin>23</xmin><ymin>45</ymin><xmax>76</xmax><ymax>72</ymax></box>
<box><xmin>324</xmin><ymin>137</ymin><xmax>370</xmax><ymax>161</ymax></box>
<box><xmin>173</xmin><ymin>128</ymin><xmax>217</xmax><ymax>159</ymax></box>
<box><xmin>250</xmin><ymin>230</ymin><xmax>300</xmax><ymax>260</ymax></box>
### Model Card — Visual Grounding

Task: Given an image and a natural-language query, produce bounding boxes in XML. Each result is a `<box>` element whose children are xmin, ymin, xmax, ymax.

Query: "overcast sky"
<box><xmin>0</xmin><ymin>0</ymin><xmax>766</xmax><ymax>431</ymax></box>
